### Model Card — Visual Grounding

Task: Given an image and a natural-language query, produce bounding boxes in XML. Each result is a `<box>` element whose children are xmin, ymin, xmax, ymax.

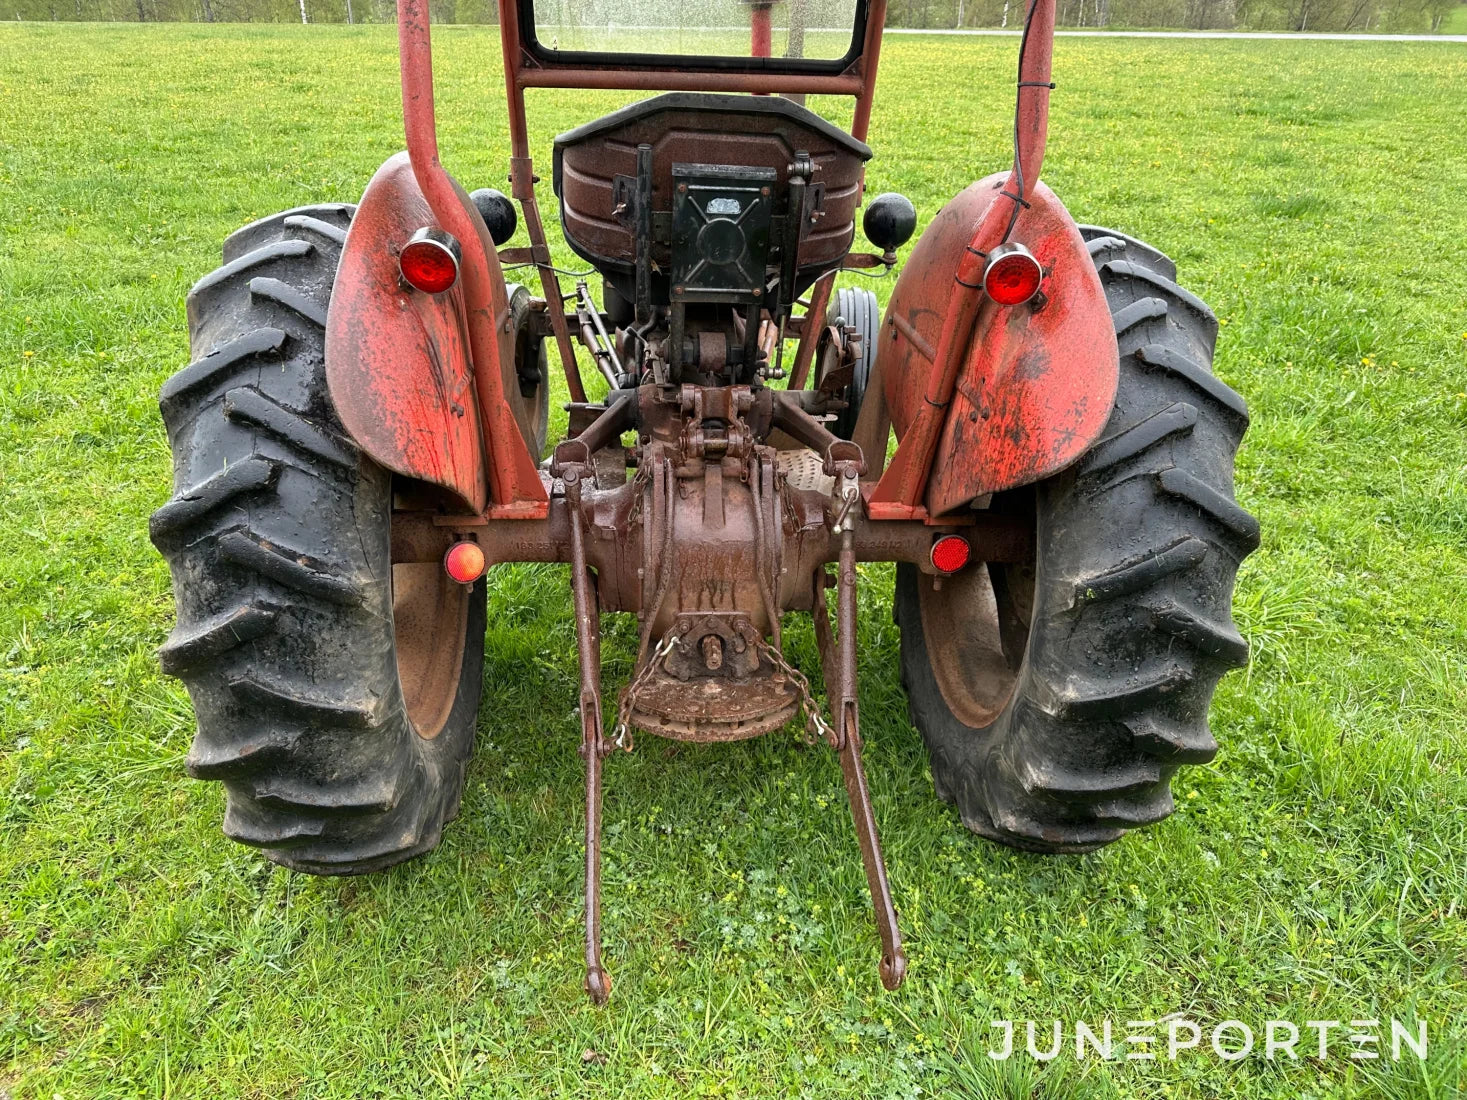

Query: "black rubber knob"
<box><xmin>863</xmin><ymin>192</ymin><xmax>917</xmax><ymax>253</ymax></box>
<box><xmin>470</xmin><ymin>188</ymin><xmax>518</xmax><ymax>246</ymax></box>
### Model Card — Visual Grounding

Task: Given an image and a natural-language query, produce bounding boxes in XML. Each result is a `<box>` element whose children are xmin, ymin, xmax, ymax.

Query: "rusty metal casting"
<box><xmin>622</xmin><ymin>614</ymin><xmax>800</xmax><ymax>742</ymax></box>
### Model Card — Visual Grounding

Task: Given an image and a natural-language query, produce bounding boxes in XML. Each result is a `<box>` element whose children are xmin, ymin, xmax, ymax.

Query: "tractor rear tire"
<box><xmin>150</xmin><ymin>204</ymin><xmax>486</xmax><ymax>875</ymax></box>
<box><xmin>895</xmin><ymin>227</ymin><xmax>1258</xmax><ymax>853</ymax></box>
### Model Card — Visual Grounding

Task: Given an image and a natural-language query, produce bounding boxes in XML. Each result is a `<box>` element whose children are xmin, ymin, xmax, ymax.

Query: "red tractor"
<box><xmin>151</xmin><ymin>0</ymin><xmax>1258</xmax><ymax>1001</ymax></box>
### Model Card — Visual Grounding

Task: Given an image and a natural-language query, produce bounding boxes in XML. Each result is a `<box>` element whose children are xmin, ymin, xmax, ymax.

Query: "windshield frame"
<box><xmin>514</xmin><ymin>0</ymin><xmax>871</xmax><ymax>77</ymax></box>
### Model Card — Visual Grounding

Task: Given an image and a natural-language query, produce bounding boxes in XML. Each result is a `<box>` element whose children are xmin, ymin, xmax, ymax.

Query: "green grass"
<box><xmin>3</xmin><ymin>23</ymin><xmax>1467</xmax><ymax>1100</ymax></box>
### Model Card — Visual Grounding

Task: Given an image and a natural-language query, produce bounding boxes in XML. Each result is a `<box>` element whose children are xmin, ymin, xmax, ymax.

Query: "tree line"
<box><xmin>7</xmin><ymin>0</ymin><xmax>1461</xmax><ymax>35</ymax></box>
<box><xmin>912</xmin><ymin>0</ymin><xmax>1459</xmax><ymax>30</ymax></box>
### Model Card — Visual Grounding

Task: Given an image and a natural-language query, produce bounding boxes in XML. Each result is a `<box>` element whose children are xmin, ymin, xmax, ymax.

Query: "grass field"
<box><xmin>3</xmin><ymin>23</ymin><xmax>1467</xmax><ymax>1100</ymax></box>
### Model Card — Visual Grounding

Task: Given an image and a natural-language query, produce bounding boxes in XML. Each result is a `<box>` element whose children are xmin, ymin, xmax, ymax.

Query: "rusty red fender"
<box><xmin>873</xmin><ymin>175</ymin><xmax>1118</xmax><ymax>519</ymax></box>
<box><xmin>326</xmin><ymin>153</ymin><xmax>548</xmax><ymax>516</ymax></box>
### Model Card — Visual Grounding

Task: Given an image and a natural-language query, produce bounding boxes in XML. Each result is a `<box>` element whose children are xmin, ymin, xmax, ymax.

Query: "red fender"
<box><xmin>325</xmin><ymin>153</ymin><xmax>547</xmax><ymax>516</ymax></box>
<box><xmin>873</xmin><ymin>175</ymin><xmax>1118</xmax><ymax>519</ymax></box>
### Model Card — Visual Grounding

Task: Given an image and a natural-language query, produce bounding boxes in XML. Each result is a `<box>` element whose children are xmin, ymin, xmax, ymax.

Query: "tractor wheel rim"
<box><xmin>392</xmin><ymin>558</ymin><xmax>470</xmax><ymax>740</ymax></box>
<box><xmin>917</xmin><ymin>499</ymin><xmax>1038</xmax><ymax>730</ymax></box>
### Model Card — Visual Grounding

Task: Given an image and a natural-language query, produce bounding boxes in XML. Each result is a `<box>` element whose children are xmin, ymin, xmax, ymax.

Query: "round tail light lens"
<box><xmin>444</xmin><ymin>540</ymin><xmax>486</xmax><ymax>584</ymax></box>
<box><xmin>930</xmin><ymin>534</ymin><xmax>971</xmax><ymax>575</ymax></box>
<box><xmin>400</xmin><ymin>227</ymin><xmax>461</xmax><ymax>294</ymax></box>
<box><xmin>983</xmin><ymin>243</ymin><xmax>1044</xmax><ymax>306</ymax></box>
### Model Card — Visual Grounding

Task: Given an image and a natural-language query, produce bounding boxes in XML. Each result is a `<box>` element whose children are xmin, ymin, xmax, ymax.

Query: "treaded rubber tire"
<box><xmin>150</xmin><ymin>203</ymin><xmax>486</xmax><ymax>875</ymax></box>
<box><xmin>828</xmin><ymin>285</ymin><xmax>879</xmax><ymax>440</ymax></box>
<box><xmin>896</xmin><ymin>227</ymin><xmax>1259</xmax><ymax>853</ymax></box>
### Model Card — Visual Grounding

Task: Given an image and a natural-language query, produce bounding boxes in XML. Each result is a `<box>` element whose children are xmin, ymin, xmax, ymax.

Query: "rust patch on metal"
<box><xmin>630</xmin><ymin>671</ymin><xmax>800</xmax><ymax>742</ymax></box>
<box><xmin>877</xmin><ymin>176</ymin><xmax>1118</xmax><ymax>516</ymax></box>
<box><xmin>327</xmin><ymin>154</ymin><xmax>488</xmax><ymax>512</ymax></box>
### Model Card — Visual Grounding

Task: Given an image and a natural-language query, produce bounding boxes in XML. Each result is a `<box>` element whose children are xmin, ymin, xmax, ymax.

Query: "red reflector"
<box><xmin>400</xmin><ymin>228</ymin><xmax>461</xmax><ymax>294</ymax></box>
<box><xmin>983</xmin><ymin>244</ymin><xmax>1043</xmax><ymax>306</ymax></box>
<box><xmin>930</xmin><ymin>535</ymin><xmax>971</xmax><ymax>574</ymax></box>
<box><xmin>444</xmin><ymin>540</ymin><xmax>486</xmax><ymax>584</ymax></box>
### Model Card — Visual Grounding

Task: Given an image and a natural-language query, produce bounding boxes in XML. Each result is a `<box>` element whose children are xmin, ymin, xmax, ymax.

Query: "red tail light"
<box><xmin>400</xmin><ymin>227</ymin><xmax>461</xmax><ymax>294</ymax></box>
<box><xmin>444</xmin><ymin>540</ymin><xmax>486</xmax><ymax>584</ymax></box>
<box><xmin>930</xmin><ymin>534</ymin><xmax>971</xmax><ymax>575</ymax></box>
<box><xmin>983</xmin><ymin>243</ymin><xmax>1044</xmax><ymax>306</ymax></box>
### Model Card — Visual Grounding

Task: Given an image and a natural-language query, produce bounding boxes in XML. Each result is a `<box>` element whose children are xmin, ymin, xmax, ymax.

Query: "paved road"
<box><xmin>885</xmin><ymin>28</ymin><xmax>1467</xmax><ymax>40</ymax></box>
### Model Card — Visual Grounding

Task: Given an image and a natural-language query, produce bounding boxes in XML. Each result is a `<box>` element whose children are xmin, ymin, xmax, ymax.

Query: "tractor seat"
<box><xmin>552</xmin><ymin>93</ymin><xmax>872</xmax><ymax>291</ymax></box>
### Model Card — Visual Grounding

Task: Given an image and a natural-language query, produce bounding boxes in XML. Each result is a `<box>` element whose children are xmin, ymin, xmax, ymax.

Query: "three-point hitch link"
<box><xmin>815</xmin><ymin>460</ymin><xmax>907</xmax><ymax>992</ymax></box>
<box><xmin>562</xmin><ymin>465</ymin><xmax>615</xmax><ymax>1004</ymax></box>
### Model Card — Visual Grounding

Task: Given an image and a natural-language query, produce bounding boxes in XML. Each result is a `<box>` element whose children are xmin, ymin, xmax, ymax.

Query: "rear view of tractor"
<box><xmin>150</xmin><ymin>0</ymin><xmax>1258</xmax><ymax>1001</ymax></box>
